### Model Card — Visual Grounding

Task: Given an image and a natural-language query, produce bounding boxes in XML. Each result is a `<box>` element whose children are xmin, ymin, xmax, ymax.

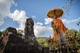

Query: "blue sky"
<box><xmin>0</xmin><ymin>0</ymin><xmax>80</xmax><ymax>37</ymax></box>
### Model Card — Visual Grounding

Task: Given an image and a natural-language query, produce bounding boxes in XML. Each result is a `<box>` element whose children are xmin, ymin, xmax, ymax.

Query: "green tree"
<box><xmin>67</xmin><ymin>29</ymin><xmax>80</xmax><ymax>48</ymax></box>
<box><xmin>67</xmin><ymin>29</ymin><xmax>78</xmax><ymax>37</ymax></box>
<box><xmin>17</xmin><ymin>29</ymin><xmax>24</xmax><ymax>34</ymax></box>
<box><xmin>37</xmin><ymin>37</ymin><xmax>49</xmax><ymax>47</ymax></box>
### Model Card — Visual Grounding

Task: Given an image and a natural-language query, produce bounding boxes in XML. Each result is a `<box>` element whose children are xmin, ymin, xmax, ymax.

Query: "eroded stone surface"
<box><xmin>0</xmin><ymin>18</ymin><xmax>40</xmax><ymax>53</ymax></box>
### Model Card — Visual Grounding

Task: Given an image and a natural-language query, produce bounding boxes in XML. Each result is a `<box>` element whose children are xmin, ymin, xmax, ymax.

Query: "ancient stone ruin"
<box><xmin>0</xmin><ymin>18</ymin><xmax>78</xmax><ymax>53</ymax></box>
<box><xmin>24</xmin><ymin>18</ymin><xmax>39</xmax><ymax>53</ymax></box>
<box><xmin>0</xmin><ymin>18</ymin><xmax>40</xmax><ymax>53</ymax></box>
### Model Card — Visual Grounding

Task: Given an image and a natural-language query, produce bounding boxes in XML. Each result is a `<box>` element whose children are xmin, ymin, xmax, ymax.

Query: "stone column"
<box><xmin>24</xmin><ymin>18</ymin><xmax>38</xmax><ymax>53</ymax></box>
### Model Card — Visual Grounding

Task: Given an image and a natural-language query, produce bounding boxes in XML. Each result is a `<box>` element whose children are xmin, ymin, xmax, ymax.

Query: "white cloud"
<box><xmin>9</xmin><ymin>10</ymin><xmax>28</xmax><ymax>30</ymax></box>
<box><xmin>1</xmin><ymin>0</ymin><xmax>79</xmax><ymax>37</ymax></box>
<box><xmin>0</xmin><ymin>18</ymin><xmax>4</xmax><ymax>26</ymax></box>
<box><xmin>78</xmin><ymin>17</ymin><xmax>80</xmax><ymax>20</ymax></box>
<box><xmin>8</xmin><ymin>9</ymin><xmax>53</xmax><ymax>37</ymax></box>
<box><xmin>0</xmin><ymin>0</ymin><xmax>17</xmax><ymax>26</ymax></box>
<box><xmin>32</xmin><ymin>15</ymin><xmax>36</xmax><ymax>18</ymax></box>
<box><xmin>0</xmin><ymin>29</ymin><xmax>4</xmax><ymax>32</ymax></box>
<box><xmin>36</xmin><ymin>22</ymin><xmax>43</xmax><ymax>25</ymax></box>
<box><xmin>61</xmin><ymin>18</ymin><xmax>79</xmax><ymax>24</ymax></box>
<box><xmin>44</xmin><ymin>18</ymin><xmax>53</xmax><ymax>25</ymax></box>
<box><xmin>44</xmin><ymin>18</ymin><xmax>80</xmax><ymax>25</ymax></box>
<box><xmin>34</xmin><ymin>22</ymin><xmax>53</xmax><ymax>37</ymax></box>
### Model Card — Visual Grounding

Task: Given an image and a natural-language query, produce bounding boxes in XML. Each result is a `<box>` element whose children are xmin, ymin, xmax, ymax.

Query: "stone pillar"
<box><xmin>24</xmin><ymin>18</ymin><xmax>38</xmax><ymax>53</ymax></box>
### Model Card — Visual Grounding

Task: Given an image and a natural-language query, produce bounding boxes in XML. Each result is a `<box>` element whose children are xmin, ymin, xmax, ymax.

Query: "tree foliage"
<box><xmin>37</xmin><ymin>29</ymin><xmax>80</xmax><ymax>47</ymax></box>
<box><xmin>37</xmin><ymin>37</ymin><xmax>49</xmax><ymax>47</ymax></box>
<box><xmin>67</xmin><ymin>29</ymin><xmax>80</xmax><ymax>39</ymax></box>
<box><xmin>17</xmin><ymin>29</ymin><xmax>24</xmax><ymax>34</ymax></box>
